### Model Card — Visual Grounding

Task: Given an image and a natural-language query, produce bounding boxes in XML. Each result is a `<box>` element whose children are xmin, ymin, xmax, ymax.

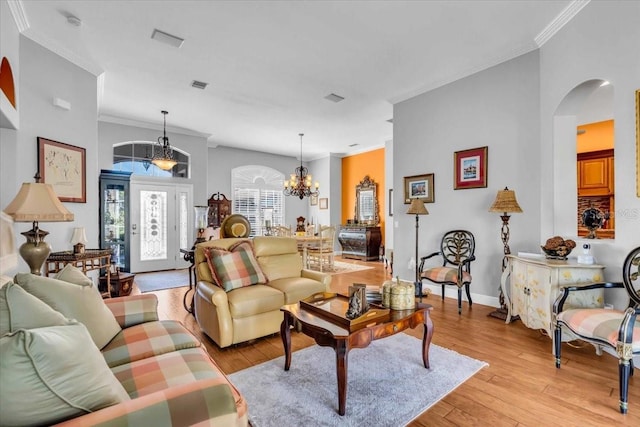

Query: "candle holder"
<box><xmin>194</xmin><ymin>206</ymin><xmax>210</xmax><ymax>244</ymax></box>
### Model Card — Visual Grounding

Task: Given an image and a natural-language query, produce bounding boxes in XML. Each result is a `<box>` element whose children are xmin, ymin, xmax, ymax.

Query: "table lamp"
<box><xmin>406</xmin><ymin>199</ymin><xmax>429</xmax><ymax>299</ymax></box>
<box><xmin>70</xmin><ymin>227</ymin><xmax>88</xmax><ymax>254</ymax></box>
<box><xmin>3</xmin><ymin>175</ymin><xmax>74</xmax><ymax>275</ymax></box>
<box><xmin>488</xmin><ymin>186</ymin><xmax>522</xmax><ymax>319</ymax></box>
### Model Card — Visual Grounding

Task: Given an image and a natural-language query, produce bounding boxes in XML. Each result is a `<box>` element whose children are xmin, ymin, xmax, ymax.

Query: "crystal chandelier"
<box><xmin>152</xmin><ymin>110</ymin><xmax>177</xmax><ymax>171</ymax></box>
<box><xmin>283</xmin><ymin>133</ymin><xmax>319</xmax><ymax>200</ymax></box>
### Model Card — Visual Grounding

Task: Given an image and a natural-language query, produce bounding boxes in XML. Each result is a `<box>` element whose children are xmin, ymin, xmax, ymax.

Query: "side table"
<box><xmin>180</xmin><ymin>248</ymin><xmax>196</xmax><ymax>315</ymax></box>
<box><xmin>45</xmin><ymin>249</ymin><xmax>112</xmax><ymax>298</ymax></box>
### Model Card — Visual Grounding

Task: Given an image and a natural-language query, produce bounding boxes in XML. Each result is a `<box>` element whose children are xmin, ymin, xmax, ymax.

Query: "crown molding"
<box><xmin>7</xmin><ymin>0</ymin><xmax>28</xmax><ymax>32</ymax></box>
<box><xmin>535</xmin><ymin>0</ymin><xmax>591</xmax><ymax>47</ymax></box>
<box><xmin>99</xmin><ymin>114</ymin><xmax>209</xmax><ymax>138</ymax></box>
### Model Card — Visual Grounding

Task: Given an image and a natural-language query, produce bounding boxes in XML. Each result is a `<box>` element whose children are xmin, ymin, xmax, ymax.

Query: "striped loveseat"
<box><xmin>1</xmin><ymin>271</ymin><xmax>247</xmax><ymax>427</ymax></box>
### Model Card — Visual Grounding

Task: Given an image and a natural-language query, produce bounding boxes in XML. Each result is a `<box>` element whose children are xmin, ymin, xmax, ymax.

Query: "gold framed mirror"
<box><xmin>355</xmin><ymin>175</ymin><xmax>379</xmax><ymax>225</ymax></box>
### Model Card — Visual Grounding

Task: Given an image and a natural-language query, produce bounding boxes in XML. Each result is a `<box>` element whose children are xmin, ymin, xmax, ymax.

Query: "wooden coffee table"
<box><xmin>280</xmin><ymin>295</ymin><xmax>434</xmax><ymax>416</ymax></box>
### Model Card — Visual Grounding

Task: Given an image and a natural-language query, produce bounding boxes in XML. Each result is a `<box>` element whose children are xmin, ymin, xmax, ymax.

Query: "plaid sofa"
<box><xmin>55</xmin><ymin>294</ymin><xmax>247</xmax><ymax>427</ymax></box>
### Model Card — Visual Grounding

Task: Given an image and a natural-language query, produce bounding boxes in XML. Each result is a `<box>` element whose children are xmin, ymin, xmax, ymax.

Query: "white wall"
<box><xmin>393</xmin><ymin>51</ymin><xmax>541</xmax><ymax>306</ymax></box>
<box><xmin>2</xmin><ymin>36</ymin><xmax>98</xmax><ymax>274</ymax></box>
<box><xmin>207</xmin><ymin>145</ymin><xmax>338</xmax><ymax>229</ymax></box>
<box><xmin>539</xmin><ymin>1</ymin><xmax>640</xmax><ymax>282</ymax></box>
<box><xmin>97</xmin><ymin>121</ymin><xmax>209</xmax><ymax>205</ymax></box>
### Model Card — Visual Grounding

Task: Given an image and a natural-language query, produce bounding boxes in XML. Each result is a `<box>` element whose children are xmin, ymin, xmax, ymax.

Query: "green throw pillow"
<box><xmin>0</xmin><ymin>281</ymin><xmax>72</xmax><ymax>336</ymax></box>
<box><xmin>13</xmin><ymin>273</ymin><xmax>121</xmax><ymax>349</ymax></box>
<box><xmin>54</xmin><ymin>263</ymin><xmax>94</xmax><ymax>287</ymax></box>
<box><xmin>204</xmin><ymin>241</ymin><xmax>267</xmax><ymax>292</ymax></box>
<box><xmin>0</xmin><ymin>323</ymin><xmax>130</xmax><ymax>426</ymax></box>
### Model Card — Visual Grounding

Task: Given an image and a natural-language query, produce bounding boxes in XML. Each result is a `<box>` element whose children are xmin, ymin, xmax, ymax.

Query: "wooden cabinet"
<box><xmin>502</xmin><ymin>256</ymin><xmax>605</xmax><ymax>347</ymax></box>
<box><xmin>577</xmin><ymin>150</ymin><xmax>614</xmax><ymax>196</ymax></box>
<box><xmin>337</xmin><ymin>226</ymin><xmax>381</xmax><ymax>261</ymax></box>
<box><xmin>207</xmin><ymin>192</ymin><xmax>231</xmax><ymax>228</ymax></box>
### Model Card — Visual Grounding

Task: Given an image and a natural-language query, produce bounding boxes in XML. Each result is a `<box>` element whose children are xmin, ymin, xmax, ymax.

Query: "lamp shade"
<box><xmin>70</xmin><ymin>227</ymin><xmax>88</xmax><ymax>245</ymax></box>
<box><xmin>406</xmin><ymin>199</ymin><xmax>429</xmax><ymax>215</ymax></box>
<box><xmin>3</xmin><ymin>182</ymin><xmax>74</xmax><ymax>222</ymax></box>
<box><xmin>488</xmin><ymin>187</ymin><xmax>523</xmax><ymax>214</ymax></box>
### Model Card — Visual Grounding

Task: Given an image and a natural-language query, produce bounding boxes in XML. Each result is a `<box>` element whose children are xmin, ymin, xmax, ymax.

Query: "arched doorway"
<box><xmin>551</xmin><ymin>79</ymin><xmax>614</xmax><ymax>239</ymax></box>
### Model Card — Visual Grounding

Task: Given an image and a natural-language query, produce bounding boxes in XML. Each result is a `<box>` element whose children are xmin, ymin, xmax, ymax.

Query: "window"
<box><xmin>232</xmin><ymin>165</ymin><xmax>285</xmax><ymax>236</ymax></box>
<box><xmin>112</xmin><ymin>141</ymin><xmax>190</xmax><ymax>178</ymax></box>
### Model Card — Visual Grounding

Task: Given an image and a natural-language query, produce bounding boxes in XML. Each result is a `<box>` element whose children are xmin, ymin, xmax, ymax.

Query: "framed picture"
<box><xmin>310</xmin><ymin>194</ymin><xmax>318</xmax><ymax>206</ymax></box>
<box><xmin>388</xmin><ymin>188</ymin><xmax>393</xmax><ymax>216</ymax></box>
<box><xmin>454</xmin><ymin>146</ymin><xmax>488</xmax><ymax>190</ymax></box>
<box><xmin>403</xmin><ymin>173</ymin><xmax>434</xmax><ymax>204</ymax></box>
<box><xmin>319</xmin><ymin>198</ymin><xmax>328</xmax><ymax>210</ymax></box>
<box><xmin>38</xmin><ymin>137</ymin><xmax>86</xmax><ymax>203</ymax></box>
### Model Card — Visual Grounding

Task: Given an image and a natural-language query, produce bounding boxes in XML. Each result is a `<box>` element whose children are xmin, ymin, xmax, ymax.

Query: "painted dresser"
<box><xmin>501</xmin><ymin>255</ymin><xmax>605</xmax><ymax>346</ymax></box>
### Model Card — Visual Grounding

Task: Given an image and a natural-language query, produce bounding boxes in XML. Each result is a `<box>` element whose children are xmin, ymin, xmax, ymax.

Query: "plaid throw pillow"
<box><xmin>204</xmin><ymin>241</ymin><xmax>267</xmax><ymax>292</ymax></box>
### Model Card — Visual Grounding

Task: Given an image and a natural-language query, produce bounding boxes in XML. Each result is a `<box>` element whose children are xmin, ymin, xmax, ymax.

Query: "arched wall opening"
<box><xmin>552</xmin><ymin>79</ymin><xmax>614</xmax><ymax>239</ymax></box>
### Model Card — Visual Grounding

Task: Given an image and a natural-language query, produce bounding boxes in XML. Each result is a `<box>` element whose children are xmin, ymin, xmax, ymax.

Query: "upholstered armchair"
<box><xmin>418</xmin><ymin>230</ymin><xmax>476</xmax><ymax>314</ymax></box>
<box><xmin>553</xmin><ymin>246</ymin><xmax>640</xmax><ymax>414</ymax></box>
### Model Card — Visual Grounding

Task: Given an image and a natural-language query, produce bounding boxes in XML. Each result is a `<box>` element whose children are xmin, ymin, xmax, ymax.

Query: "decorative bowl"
<box><xmin>541</xmin><ymin>236</ymin><xmax>576</xmax><ymax>260</ymax></box>
<box><xmin>540</xmin><ymin>246</ymin><xmax>573</xmax><ymax>260</ymax></box>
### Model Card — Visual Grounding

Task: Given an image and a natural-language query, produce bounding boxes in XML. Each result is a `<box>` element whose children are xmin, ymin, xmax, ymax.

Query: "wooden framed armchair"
<box><xmin>306</xmin><ymin>226</ymin><xmax>336</xmax><ymax>272</ymax></box>
<box><xmin>553</xmin><ymin>246</ymin><xmax>640</xmax><ymax>414</ymax></box>
<box><xmin>418</xmin><ymin>230</ymin><xmax>475</xmax><ymax>314</ymax></box>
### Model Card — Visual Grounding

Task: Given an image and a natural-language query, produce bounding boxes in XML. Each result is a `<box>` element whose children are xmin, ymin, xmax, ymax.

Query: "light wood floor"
<box><xmin>135</xmin><ymin>257</ymin><xmax>638</xmax><ymax>426</ymax></box>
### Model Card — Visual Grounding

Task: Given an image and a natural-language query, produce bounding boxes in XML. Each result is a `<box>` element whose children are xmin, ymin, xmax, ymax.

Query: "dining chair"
<box><xmin>553</xmin><ymin>246</ymin><xmax>640</xmax><ymax>414</ymax></box>
<box><xmin>418</xmin><ymin>230</ymin><xmax>476</xmax><ymax>314</ymax></box>
<box><xmin>306</xmin><ymin>225</ymin><xmax>336</xmax><ymax>272</ymax></box>
<box><xmin>272</xmin><ymin>225</ymin><xmax>292</xmax><ymax>237</ymax></box>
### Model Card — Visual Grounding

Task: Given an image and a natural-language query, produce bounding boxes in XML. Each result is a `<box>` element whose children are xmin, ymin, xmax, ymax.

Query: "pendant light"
<box><xmin>152</xmin><ymin>110</ymin><xmax>177</xmax><ymax>171</ymax></box>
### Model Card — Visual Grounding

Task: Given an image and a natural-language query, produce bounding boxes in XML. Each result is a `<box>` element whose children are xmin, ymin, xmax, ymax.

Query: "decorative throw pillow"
<box><xmin>0</xmin><ymin>281</ymin><xmax>72</xmax><ymax>336</ymax></box>
<box><xmin>55</xmin><ymin>263</ymin><xmax>94</xmax><ymax>288</ymax></box>
<box><xmin>13</xmin><ymin>273</ymin><xmax>122</xmax><ymax>349</ymax></box>
<box><xmin>204</xmin><ymin>241</ymin><xmax>267</xmax><ymax>292</ymax></box>
<box><xmin>0</xmin><ymin>323</ymin><xmax>130</xmax><ymax>426</ymax></box>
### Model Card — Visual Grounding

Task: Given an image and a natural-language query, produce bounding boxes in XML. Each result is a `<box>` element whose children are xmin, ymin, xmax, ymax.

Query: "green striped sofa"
<box><xmin>57</xmin><ymin>294</ymin><xmax>248</xmax><ymax>427</ymax></box>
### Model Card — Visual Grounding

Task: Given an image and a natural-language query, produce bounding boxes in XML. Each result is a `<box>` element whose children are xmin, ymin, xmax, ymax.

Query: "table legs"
<box><xmin>281</xmin><ymin>312</ymin><xmax>293</xmax><ymax>371</ymax></box>
<box><xmin>422</xmin><ymin>309</ymin><xmax>434</xmax><ymax>369</ymax></box>
<box><xmin>335</xmin><ymin>341</ymin><xmax>348</xmax><ymax>416</ymax></box>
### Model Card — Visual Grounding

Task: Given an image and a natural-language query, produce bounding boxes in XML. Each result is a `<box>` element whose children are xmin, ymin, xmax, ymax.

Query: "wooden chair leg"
<box><xmin>441</xmin><ymin>285</ymin><xmax>445</xmax><ymax>301</ymax></box>
<box><xmin>457</xmin><ymin>288</ymin><xmax>462</xmax><ymax>315</ymax></box>
<box><xmin>619</xmin><ymin>359</ymin><xmax>631</xmax><ymax>414</ymax></box>
<box><xmin>465</xmin><ymin>283</ymin><xmax>472</xmax><ymax>306</ymax></box>
<box><xmin>554</xmin><ymin>324</ymin><xmax>562</xmax><ymax>368</ymax></box>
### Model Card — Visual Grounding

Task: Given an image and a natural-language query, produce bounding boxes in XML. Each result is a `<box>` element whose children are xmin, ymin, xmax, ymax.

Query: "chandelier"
<box><xmin>152</xmin><ymin>110</ymin><xmax>177</xmax><ymax>171</ymax></box>
<box><xmin>283</xmin><ymin>133</ymin><xmax>319</xmax><ymax>200</ymax></box>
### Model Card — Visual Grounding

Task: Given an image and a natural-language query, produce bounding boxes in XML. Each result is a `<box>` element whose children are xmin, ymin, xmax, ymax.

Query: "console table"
<box><xmin>337</xmin><ymin>226</ymin><xmax>381</xmax><ymax>261</ymax></box>
<box><xmin>45</xmin><ymin>249</ymin><xmax>112</xmax><ymax>298</ymax></box>
<box><xmin>502</xmin><ymin>255</ymin><xmax>605</xmax><ymax>347</ymax></box>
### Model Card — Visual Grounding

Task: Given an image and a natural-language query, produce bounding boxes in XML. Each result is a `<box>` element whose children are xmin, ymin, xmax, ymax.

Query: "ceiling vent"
<box><xmin>324</xmin><ymin>93</ymin><xmax>345</xmax><ymax>103</ymax></box>
<box><xmin>151</xmin><ymin>29</ymin><xmax>184</xmax><ymax>48</ymax></box>
<box><xmin>348</xmin><ymin>143</ymin><xmax>359</xmax><ymax>147</ymax></box>
<box><xmin>191</xmin><ymin>80</ymin><xmax>208</xmax><ymax>90</ymax></box>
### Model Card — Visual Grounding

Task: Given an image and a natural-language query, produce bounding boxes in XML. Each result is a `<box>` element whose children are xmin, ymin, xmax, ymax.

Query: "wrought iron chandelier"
<box><xmin>152</xmin><ymin>110</ymin><xmax>177</xmax><ymax>171</ymax></box>
<box><xmin>283</xmin><ymin>133</ymin><xmax>319</xmax><ymax>200</ymax></box>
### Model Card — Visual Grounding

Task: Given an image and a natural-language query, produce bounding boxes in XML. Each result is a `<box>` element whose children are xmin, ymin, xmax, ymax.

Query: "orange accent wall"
<box><xmin>577</xmin><ymin>120</ymin><xmax>614</xmax><ymax>153</ymax></box>
<box><xmin>341</xmin><ymin>148</ymin><xmax>385</xmax><ymax>244</ymax></box>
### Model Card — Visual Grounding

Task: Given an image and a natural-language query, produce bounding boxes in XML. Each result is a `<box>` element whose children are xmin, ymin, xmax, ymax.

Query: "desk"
<box><xmin>180</xmin><ymin>248</ymin><xmax>196</xmax><ymax>315</ymax></box>
<box><xmin>45</xmin><ymin>249</ymin><xmax>112</xmax><ymax>298</ymax></box>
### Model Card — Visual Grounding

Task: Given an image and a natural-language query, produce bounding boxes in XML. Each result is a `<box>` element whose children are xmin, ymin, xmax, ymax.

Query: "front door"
<box><xmin>130</xmin><ymin>180</ymin><xmax>191</xmax><ymax>273</ymax></box>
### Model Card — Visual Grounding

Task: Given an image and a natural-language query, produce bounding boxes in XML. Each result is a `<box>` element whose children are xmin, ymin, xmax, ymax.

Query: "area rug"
<box><xmin>134</xmin><ymin>269</ymin><xmax>190</xmax><ymax>293</ymax></box>
<box><xmin>313</xmin><ymin>260</ymin><xmax>374</xmax><ymax>275</ymax></box>
<box><xmin>228</xmin><ymin>333</ymin><xmax>488</xmax><ymax>427</ymax></box>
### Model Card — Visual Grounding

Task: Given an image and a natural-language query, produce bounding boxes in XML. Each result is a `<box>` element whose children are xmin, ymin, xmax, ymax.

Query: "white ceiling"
<box><xmin>16</xmin><ymin>0</ymin><xmax>579</xmax><ymax>160</ymax></box>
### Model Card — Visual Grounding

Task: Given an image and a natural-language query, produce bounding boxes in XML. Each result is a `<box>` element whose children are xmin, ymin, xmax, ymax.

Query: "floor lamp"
<box><xmin>488</xmin><ymin>187</ymin><xmax>522</xmax><ymax>320</ymax></box>
<box><xmin>406</xmin><ymin>199</ymin><xmax>429</xmax><ymax>300</ymax></box>
<box><xmin>3</xmin><ymin>174</ymin><xmax>74</xmax><ymax>275</ymax></box>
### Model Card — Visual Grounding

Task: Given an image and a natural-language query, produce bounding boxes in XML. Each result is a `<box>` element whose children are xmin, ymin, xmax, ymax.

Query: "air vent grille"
<box><xmin>151</xmin><ymin>29</ymin><xmax>184</xmax><ymax>48</ymax></box>
<box><xmin>191</xmin><ymin>80</ymin><xmax>208</xmax><ymax>90</ymax></box>
<box><xmin>324</xmin><ymin>93</ymin><xmax>345</xmax><ymax>103</ymax></box>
